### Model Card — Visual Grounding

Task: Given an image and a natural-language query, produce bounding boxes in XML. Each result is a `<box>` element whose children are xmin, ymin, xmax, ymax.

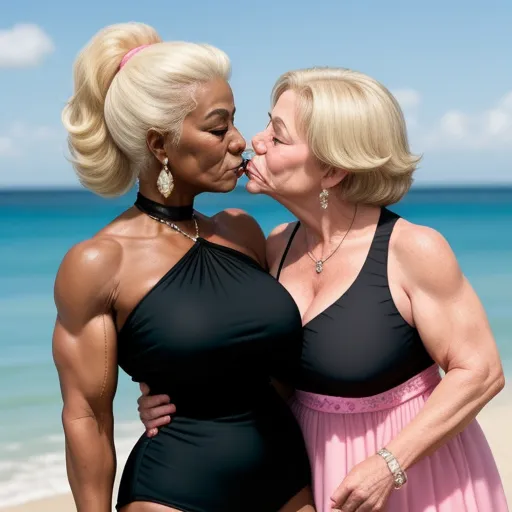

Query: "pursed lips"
<box><xmin>246</xmin><ymin>161</ymin><xmax>264</xmax><ymax>182</ymax></box>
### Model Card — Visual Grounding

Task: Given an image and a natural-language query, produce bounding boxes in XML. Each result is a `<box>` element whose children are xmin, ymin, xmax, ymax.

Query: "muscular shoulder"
<box><xmin>54</xmin><ymin>236</ymin><xmax>123</xmax><ymax>329</ymax></box>
<box><xmin>392</xmin><ymin>219</ymin><xmax>463</xmax><ymax>295</ymax></box>
<box><xmin>266</xmin><ymin>222</ymin><xmax>298</xmax><ymax>270</ymax></box>
<box><xmin>213</xmin><ymin>208</ymin><xmax>267</xmax><ymax>267</ymax></box>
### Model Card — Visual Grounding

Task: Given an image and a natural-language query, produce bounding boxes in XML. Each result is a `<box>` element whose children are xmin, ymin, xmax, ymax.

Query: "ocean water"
<box><xmin>0</xmin><ymin>184</ymin><xmax>511</xmax><ymax>506</ymax></box>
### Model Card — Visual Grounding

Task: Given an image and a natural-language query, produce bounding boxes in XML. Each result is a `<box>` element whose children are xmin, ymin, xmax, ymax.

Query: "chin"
<box><xmin>245</xmin><ymin>180</ymin><xmax>264</xmax><ymax>195</ymax></box>
<box><xmin>212</xmin><ymin>175</ymin><xmax>238</xmax><ymax>193</ymax></box>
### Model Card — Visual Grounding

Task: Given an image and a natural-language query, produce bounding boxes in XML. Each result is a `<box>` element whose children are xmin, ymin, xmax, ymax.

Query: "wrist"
<box><xmin>377</xmin><ymin>447</ymin><xmax>408</xmax><ymax>489</ymax></box>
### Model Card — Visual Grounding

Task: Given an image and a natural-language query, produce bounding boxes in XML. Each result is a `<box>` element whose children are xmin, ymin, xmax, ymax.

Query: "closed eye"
<box><xmin>210</xmin><ymin>128</ymin><xmax>228</xmax><ymax>137</ymax></box>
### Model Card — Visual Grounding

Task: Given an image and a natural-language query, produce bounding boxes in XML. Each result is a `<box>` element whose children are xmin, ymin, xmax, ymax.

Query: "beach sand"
<box><xmin>2</xmin><ymin>392</ymin><xmax>511</xmax><ymax>512</ymax></box>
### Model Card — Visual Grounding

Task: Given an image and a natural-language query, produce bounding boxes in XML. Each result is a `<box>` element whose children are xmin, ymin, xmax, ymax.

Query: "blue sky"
<box><xmin>1</xmin><ymin>0</ymin><xmax>511</xmax><ymax>188</ymax></box>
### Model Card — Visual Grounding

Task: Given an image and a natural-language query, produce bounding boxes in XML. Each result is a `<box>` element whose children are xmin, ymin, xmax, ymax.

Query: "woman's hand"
<box><xmin>137</xmin><ymin>383</ymin><xmax>175</xmax><ymax>436</ymax></box>
<box><xmin>330</xmin><ymin>454</ymin><xmax>394</xmax><ymax>511</ymax></box>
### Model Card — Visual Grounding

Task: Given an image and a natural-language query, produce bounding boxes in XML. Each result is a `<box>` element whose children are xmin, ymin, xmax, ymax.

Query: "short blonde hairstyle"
<box><xmin>272</xmin><ymin>67</ymin><xmax>421</xmax><ymax>206</ymax></box>
<box><xmin>62</xmin><ymin>23</ymin><xmax>231</xmax><ymax>197</ymax></box>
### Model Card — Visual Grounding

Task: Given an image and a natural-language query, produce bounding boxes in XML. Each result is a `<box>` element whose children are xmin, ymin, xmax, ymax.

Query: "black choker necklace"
<box><xmin>134</xmin><ymin>192</ymin><xmax>194</xmax><ymax>221</ymax></box>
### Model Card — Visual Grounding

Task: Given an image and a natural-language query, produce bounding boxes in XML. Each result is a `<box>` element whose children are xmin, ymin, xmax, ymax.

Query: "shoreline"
<box><xmin>1</xmin><ymin>391</ymin><xmax>510</xmax><ymax>512</ymax></box>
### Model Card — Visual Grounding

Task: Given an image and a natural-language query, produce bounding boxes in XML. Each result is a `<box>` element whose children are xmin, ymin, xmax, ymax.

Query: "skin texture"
<box><xmin>139</xmin><ymin>89</ymin><xmax>505</xmax><ymax>512</ymax></box>
<box><xmin>53</xmin><ymin>79</ymin><xmax>314</xmax><ymax>512</ymax></box>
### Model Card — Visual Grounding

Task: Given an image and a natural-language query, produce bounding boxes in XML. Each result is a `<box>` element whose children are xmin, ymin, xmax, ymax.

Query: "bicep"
<box><xmin>53</xmin><ymin>313</ymin><xmax>118</xmax><ymax>421</ymax></box>
<box><xmin>52</xmin><ymin>240</ymin><xmax>121</xmax><ymax>423</ymax></box>
<box><xmin>404</xmin><ymin>228</ymin><xmax>500</xmax><ymax>374</ymax></box>
<box><xmin>411</xmin><ymin>276</ymin><xmax>498</xmax><ymax>372</ymax></box>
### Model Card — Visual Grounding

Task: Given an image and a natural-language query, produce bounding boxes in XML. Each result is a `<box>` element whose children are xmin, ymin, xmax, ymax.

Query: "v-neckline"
<box><xmin>300</xmin><ymin>208</ymin><xmax>384</xmax><ymax>328</ymax></box>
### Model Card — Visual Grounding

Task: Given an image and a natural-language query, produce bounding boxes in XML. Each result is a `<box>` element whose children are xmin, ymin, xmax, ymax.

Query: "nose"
<box><xmin>229</xmin><ymin>130</ymin><xmax>246</xmax><ymax>156</ymax></box>
<box><xmin>251</xmin><ymin>132</ymin><xmax>267</xmax><ymax>155</ymax></box>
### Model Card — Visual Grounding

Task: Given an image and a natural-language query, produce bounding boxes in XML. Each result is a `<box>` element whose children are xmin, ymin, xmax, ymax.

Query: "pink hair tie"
<box><xmin>119</xmin><ymin>44</ymin><xmax>151</xmax><ymax>69</ymax></box>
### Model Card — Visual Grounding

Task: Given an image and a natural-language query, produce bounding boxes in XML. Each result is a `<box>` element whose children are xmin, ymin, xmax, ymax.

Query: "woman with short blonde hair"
<box><xmin>140</xmin><ymin>65</ymin><xmax>508</xmax><ymax>511</ymax></box>
<box><xmin>271</xmin><ymin>67</ymin><xmax>419</xmax><ymax>206</ymax></box>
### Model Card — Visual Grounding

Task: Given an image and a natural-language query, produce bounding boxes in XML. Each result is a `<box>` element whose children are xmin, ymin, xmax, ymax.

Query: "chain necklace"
<box><xmin>143</xmin><ymin>212</ymin><xmax>199</xmax><ymax>242</ymax></box>
<box><xmin>306</xmin><ymin>204</ymin><xmax>358</xmax><ymax>274</ymax></box>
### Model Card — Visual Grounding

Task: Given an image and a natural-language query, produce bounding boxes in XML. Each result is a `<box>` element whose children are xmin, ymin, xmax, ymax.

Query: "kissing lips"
<box><xmin>245</xmin><ymin>161</ymin><xmax>264</xmax><ymax>183</ymax></box>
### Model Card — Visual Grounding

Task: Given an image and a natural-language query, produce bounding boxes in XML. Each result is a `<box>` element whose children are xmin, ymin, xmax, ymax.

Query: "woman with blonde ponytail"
<box><xmin>53</xmin><ymin>22</ymin><xmax>314</xmax><ymax>512</ymax></box>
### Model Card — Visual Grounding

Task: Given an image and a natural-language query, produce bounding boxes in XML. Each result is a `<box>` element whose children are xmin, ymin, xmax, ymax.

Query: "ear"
<box><xmin>320</xmin><ymin>166</ymin><xmax>348</xmax><ymax>190</ymax></box>
<box><xmin>146</xmin><ymin>129</ymin><xmax>168</xmax><ymax>164</ymax></box>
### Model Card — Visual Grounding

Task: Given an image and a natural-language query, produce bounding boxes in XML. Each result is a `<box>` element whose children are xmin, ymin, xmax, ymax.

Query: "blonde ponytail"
<box><xmin>62</xmin><ymin>23</ymin><xmax>230</xmax><ymax>197</ymax></box>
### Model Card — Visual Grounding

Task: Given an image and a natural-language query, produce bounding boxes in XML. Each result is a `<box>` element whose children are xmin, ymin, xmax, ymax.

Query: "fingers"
<box><xmin>137</xmin><ymin>393</ymin><xmax>171</xmax><ymax>409</ymax></box>
<box><xmin>139</xmin><ymin>382</ymin><xmax>151</xmax><ymax>395</ymax></box>
<box><xmin>144</xmin><ymin>414</ymin><xmax>172</xmax><ymax>430</ymax></box>
<box><xmin>335</xmin><ymin>491</ymin><xmax>365</xmax><ymax>512</ymax></box>
<box><xmin>330</xmin><ymin>484</ymin><xmax>350</xmax><ymax>509</ymax></box>
<box><xmin>139</xmin><ymin>402</ymin><xmax>176</xmax><ymax>421</ymax></box>
<box><xmin>146</xmin><ymin>427</ymin><xmax>158</xmax><ymax>437</ymax></box>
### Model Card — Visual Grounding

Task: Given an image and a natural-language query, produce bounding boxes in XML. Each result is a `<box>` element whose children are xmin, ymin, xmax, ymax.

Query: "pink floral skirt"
<box><xmin>290</xmin><ymin>365</ymin><xmax>508</xmax><ymax>512</ymax></box>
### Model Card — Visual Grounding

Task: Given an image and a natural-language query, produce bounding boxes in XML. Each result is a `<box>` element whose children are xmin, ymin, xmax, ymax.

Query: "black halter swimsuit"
<box><xmin>276</xmin><ymin>207</ymin><xmax>434</xmax><ymax>397</ymax></box>
<box><xmin>116</xmin><ymin>236</ymin><xmax>310</xmax><ymax>511</ymax></box>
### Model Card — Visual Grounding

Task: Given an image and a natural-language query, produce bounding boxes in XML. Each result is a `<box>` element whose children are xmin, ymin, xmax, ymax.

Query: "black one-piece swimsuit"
<box><xmin>116</xmin><ymin>237</ymin><xmax>311</xmax><ymax>511</ymax></box>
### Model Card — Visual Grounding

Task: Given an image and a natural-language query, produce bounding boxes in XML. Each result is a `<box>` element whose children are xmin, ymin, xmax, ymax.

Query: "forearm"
<box><xmin>63</xmin><ymin>413</ymin><xmax>116</xmax><ymax>512</ymax></box>
<box><xmin>386</xmin><ymin>365</ymin><xmax>504</xmax><ymax>471</ymax></box>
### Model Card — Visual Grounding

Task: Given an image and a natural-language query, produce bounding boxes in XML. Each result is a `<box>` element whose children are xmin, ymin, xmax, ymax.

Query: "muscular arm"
<box><xmin>386</xmin><ymin>223</ymin><xmax>505</xmax><ymax>469</ymax></box>
<box><xmin>52</xmin><ymin>239</ymin><xmax>121</xmax><ymax>511</ymax></box>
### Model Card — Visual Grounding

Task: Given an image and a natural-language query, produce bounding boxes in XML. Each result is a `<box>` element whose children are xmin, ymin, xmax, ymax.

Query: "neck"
<box><xmin>274</xmin><ymin>190</ymin><xmax>358</xmax><ymax>247</ymax></box>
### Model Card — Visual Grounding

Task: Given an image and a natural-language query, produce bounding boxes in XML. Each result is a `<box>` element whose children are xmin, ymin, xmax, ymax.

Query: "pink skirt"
<box><xmin>290</xmin><ymin>365</ymin><xmax>508</xmax><ymax>512</ymax></box>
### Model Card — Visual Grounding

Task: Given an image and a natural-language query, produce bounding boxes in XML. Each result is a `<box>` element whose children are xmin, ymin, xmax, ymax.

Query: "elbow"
<box><xmin>490</xmin><ymin>369</ymin><xmax>505</xmax><ymax>397</ymax></box>
<box><xmin>61</xmin><ymin>403</ymin><xmax>94</xmax><ymax>423</ymax></box>
<box><xmin>475</xmin><ymin>364</ymin><xmax>505</xmax><ymax>403</ymax></box>
<box><xmin>61</xmin><ymin>404</ymin><xmax>111</xmax><ymax>433</ymax></box>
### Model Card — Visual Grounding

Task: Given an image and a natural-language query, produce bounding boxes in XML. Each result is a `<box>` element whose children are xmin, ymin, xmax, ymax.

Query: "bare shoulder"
<box><xmin>54</xmin><ymin>236</ymin><xmax>123</xmax><ymax>328</ymax></box>
<box><xmin>266</xmin><ymin>222</ymin><xmax>298</xmax><ymax>269</ymax></box>
<box><xmin>213</xmin><ymin>208</ymin><xmax>266</xmax><ymax>266</ymax></box>
<box><xmin>392</xmin><ymin>218</ymin><xmax>463</xmax><ymax>292</ymax></box>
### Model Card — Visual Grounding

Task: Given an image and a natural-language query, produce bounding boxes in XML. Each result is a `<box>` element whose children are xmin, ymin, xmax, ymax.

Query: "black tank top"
<box><xmin>276</xmin><ymin>207</ymin><xmax>434</xmax><ymax>397</ymax></box>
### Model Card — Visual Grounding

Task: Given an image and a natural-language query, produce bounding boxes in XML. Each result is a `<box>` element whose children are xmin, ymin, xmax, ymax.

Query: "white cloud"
<box><xmin>0</xmin><ymin>122</ymin><xmax>74</xmax><ymax>187</ymax></box>
<box><xmin>0</xmin><ymin>122</ymin><xmax>65</xmax><ymax>173</ymax></box>
<box><xmin>422</xmin><ymin>90</ymin><xmax>512</xmax><ymax>150</ymax></box>
<box><xmin>7</xmin><ymin>122</ymin><xmax>61</xmax><ymax>141</ymax></box>
<box><xmin>439</xmin><ymin>111</ymin><xmax>469</xmax><ymax>139</ymax></box>
<box><xmin>0</xmin><ymin>24</ymin><xmax>54</xmax><ymax>68</ymax></box>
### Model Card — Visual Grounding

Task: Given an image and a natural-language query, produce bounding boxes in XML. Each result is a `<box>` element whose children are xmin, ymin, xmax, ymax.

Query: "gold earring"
<box><xmin>156</xmin><ymin>157</ymin><xmax>174</xmax><ymax>198</ymax></box>
<box><xmin>319</xmin><ymin>189</ymin><xmax>329</xmax><ymax>209</ymax></box>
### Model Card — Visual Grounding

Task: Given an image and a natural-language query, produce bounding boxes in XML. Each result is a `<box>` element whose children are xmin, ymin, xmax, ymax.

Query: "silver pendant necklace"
<box><xmin>144</xmin><ymin>212</ymin><xmax>199</xmax><ymax>242</ymax></box>
<box><xmin>306</xmin><ymin>204</ymin><xmax>358</xmax><ymax>274</ymax></box>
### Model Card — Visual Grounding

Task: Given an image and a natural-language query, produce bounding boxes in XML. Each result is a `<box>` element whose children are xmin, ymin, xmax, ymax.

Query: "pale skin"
<box><xmin>139</xmin><ymin>90</ymin><xmax>505</xmax><ymax>512</ymax></box>
<box><xmin>53</xmin><ymin>79</ymin><xmax>314</xmax><ymax>512</ymax></box>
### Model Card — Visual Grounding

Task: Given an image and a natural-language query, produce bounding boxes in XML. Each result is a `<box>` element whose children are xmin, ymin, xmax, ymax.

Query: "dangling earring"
<box><xmin>156</xmin><ymin>157</ymin><xmax>174</xmax><ymax>198</ymax></box>
<box><xmin>319</xmin><ymin>189</ymin><xmax>329</xmax><ymax>210</ymax></box>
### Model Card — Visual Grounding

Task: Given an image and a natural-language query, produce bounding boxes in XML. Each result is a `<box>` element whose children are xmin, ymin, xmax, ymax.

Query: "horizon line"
<box><xmin>2</xmin><ymin>183</ymin><xmax>512</xmax><ymax>193</ymax></box>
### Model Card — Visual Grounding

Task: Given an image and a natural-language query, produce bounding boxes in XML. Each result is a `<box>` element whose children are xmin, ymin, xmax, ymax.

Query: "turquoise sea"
<box><xmin>0</xmin><ymin>184</ymin><xmax>511</xmax><ymax>506</ymax></box>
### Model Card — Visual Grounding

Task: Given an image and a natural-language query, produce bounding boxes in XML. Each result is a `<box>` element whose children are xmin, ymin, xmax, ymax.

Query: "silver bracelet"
<box><xmin>377</xmin><ymin>448</ymin><xmax>408</xmax><ymax>489</ymax></box>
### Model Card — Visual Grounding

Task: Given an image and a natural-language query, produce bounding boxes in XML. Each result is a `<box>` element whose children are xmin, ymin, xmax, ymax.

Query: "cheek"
<box><xmin>265</xmin><ymin>146</ymin><xmax>306</xmax><ymax>177</ymax></box>
<box><xmin>179</xmin><ymin>137</ymin><xmax>226</xmax><ymax>173</ymax></box>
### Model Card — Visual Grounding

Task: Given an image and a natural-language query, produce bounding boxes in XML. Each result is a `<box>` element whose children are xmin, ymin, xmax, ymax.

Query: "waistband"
<box><xmin>294</xmin><ymin>364</ymin><xmax>441</xmax><ymax>414</ymax></box>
